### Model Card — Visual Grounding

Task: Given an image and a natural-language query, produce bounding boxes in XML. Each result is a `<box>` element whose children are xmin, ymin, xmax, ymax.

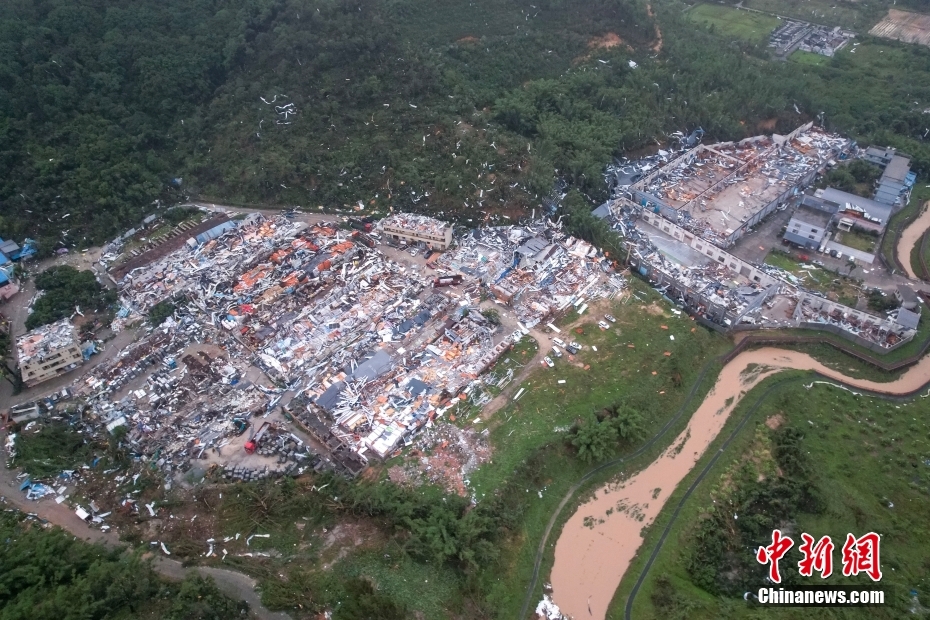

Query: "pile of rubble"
<box><xmin>438</xmin><ymin>221</ymin><xmax>623</xmax><ymax>328</ymax></box>
<box><xmin>608</xmin><ymin>202</ymin><xmax>916</xmax><ymax>346</ymax></box>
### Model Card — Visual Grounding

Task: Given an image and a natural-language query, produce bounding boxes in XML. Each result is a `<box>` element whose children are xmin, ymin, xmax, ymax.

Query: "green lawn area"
<box><xmin>742</xmin><ymin>0</ymin><xmax>881</xmax><ymax>30</ymax></box>
<box><xmin>834</xmin><ymin>228</ymin><xmax>878</xmax><ymax>253</ymax></box>
<box><xmin>610</xmin><ymin>377</ymin><xmax>930</xmax><ymax>619</ymax></box>
<box><xmin>688</xmin><ymin>4</ymin><xmax>780</xmax><ymax>43</ymax></box>
<box><xmin>789</xmin><ymin>49</ymin><xmax>830</xmax><ymax>65</ymax></box>
<box><xmin>763</xmin><ymin>251</ymin><xmax>861</xmax><ymax>306</ymax></box>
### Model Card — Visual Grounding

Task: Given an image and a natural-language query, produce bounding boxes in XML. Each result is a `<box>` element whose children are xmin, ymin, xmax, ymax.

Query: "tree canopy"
<box><xmin>0</xmin><ymin>510</ymin><xmax>247</xmax><ymax>619</ymax></box>
<box><xmin>3</xmin><ymin>0</ymin><xmax>930</xmax><ymax>253</ymax></box>
<box><xmin>26</xmin><ymin>265</ymin><xmax>116</xmax><ymax>330</ymax></box>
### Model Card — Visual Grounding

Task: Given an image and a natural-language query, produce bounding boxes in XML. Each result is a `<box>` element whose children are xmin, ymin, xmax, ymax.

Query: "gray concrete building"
<box><xmin>785</xmin><ymin>204</ymin><xmax>832</xmax><ymax>249</ymax></box>
<box><xmin>874</xmin><ymin>154</ymin><xmax>912</xmax><ymax>207</ymax></box>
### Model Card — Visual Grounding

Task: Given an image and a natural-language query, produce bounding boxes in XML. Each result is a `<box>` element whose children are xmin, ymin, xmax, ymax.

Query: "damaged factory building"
<box><xmin>601</xmin><ymin>124</ymin><xmax>917</xmax><ymax>351</ymax></box>
<box><xmin>616</xmin><ymin>122</ymin><xmax>851</xmax><ymax>249</ymax></box>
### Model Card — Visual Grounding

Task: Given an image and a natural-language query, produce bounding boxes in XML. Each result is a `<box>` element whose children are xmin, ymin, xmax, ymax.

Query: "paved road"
<box><xmin>0</xmin><ymin>457</ymin><xmax>291</xmax><ymax>620</ymax></box>
<box><xmin>728</xmin><ymin>205</ymin><xmax>930</xmax><ymax>294</ymax></box>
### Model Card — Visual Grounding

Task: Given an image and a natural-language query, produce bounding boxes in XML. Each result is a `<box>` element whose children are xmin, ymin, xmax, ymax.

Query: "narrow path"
<box><xmin>525</xmin><ymin>346</ymin><xmax>930</xmax><ymax>620</ymax></box>
<box><xmin>895</xmin><ymin>200</ymin><xmax>930</xmax><ymax>279</ymax></box>
<box><xmin>0</xmin><ymin>460</ymin><xmax>290</xmax><ymax>620</ymax></box>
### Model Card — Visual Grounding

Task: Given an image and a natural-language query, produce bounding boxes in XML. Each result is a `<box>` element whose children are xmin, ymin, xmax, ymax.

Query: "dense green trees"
<box><xmin>569</xmin><ymin>404</ymin><xmax>645</xmax><ymax>463</ymax></box>
<box><xmin>0</xmin><ymin>511</ymin><xmax>246</xmax><ymax>619</ymax></box>
<box><xmin>333</xmin><ymin>578</ymin><xmax>407</xmax><ymax>620</ymax></box>
<box><xmin>817</xmin><ymin>159</ymin><xmax>882</xmax><ymax>196</ymax></box>
<box><xmin>572</xmin><ymin>412</ymin><xmax>620</xmax><ymax>463</ymax></box>
<box><xmin>4</xmin><ymin>0</ymin><xmax>930</xmax><ymax>253</ymax></box>
<box><xmin>26</xmin><ymin>266</ymin><xmax>116</xmax><ymax>330</ymax></box>
<box><xmin>147</xmin><ymin>299</ymin><xmax>177</xmax><ymax>327</ymax></box>
<box><xmin>686</xmin><ymin>426</ymin><xmax>822</xmax><ymax>595</ymax></box>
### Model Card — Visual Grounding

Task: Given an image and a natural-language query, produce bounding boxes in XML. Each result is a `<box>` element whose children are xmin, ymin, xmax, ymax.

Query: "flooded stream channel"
<box><xmin>550</xmin><ymin>346</ymin><xmax>930</xmax><ymax>619</ymax></box>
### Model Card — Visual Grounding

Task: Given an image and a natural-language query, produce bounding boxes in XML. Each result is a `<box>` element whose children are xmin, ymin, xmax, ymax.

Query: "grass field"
<box><xmin>835</xmin><ymin>228</ymin><xmax>879</xmax><ymax>253</ymax></box>
<box><xmin>742</xmin><ymin>0</ymin><xmax>883</xmax><ymax>30</ymax></box>
<box><xmin>610</xmin><ymin>377</ymin><xmax>930</xmax><ymax>618</ymax></box>
<box><xmin>763</xmin><ymin>251</ymin><xmax>861</xmax><ymax>306</ymax></box>
<box><xmin>688</xmin><ymin>4</ymin><xmax>780</xmax><ymax>43</ymax></box>
<box><xmin>789</xmin><ymin>49</ymin><xmax>831</xmax><ymax>65</ymax></box>
<box><xmin>464</xmin><ymin>278</ymin><xmax>733</xmax><ymax>617</ymax></box>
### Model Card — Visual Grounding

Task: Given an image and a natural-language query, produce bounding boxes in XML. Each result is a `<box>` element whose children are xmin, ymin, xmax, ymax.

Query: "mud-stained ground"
<box><xmin>387</xmin><ymin>422</ymin><xmax>490</xmax><ymax>496</ymax></box>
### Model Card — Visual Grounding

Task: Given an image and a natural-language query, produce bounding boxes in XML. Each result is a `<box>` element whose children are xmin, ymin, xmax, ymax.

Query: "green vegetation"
<box><xmin>480</xmin><ymin>308</ymin><xmax>501</xmax><ymax>325</ymax></box>
<box><xmin>562</xmin><ymin>189</ymin><xmax>625</xmax><ymax>259</ymax></box>
<box><xmin>789</xmin><ymin>49</ymin><xmax>830</xmax><ymax>66</ymax></box>
<box><xmin>817</xmin><ymin>159</ymin><xmax>882</xmax><ymax>197</ymax></box>
<box><xmin>835</xmin><ymin>228</ymin><xmax>879</xmax><ymax>253</ymax></box>
<box><xmin>0</xmin><ymin>509</ymin><xmax>246</xmax><ymax>619</ymax></box>
<box><xmin>868</xmin><ymin>288</ymin><xmax>899</xmax><ymax>313</ymax></box>
<box><xmin>570</xmin><ymin>405</ymin><xmax>645</xmax><ymax>463</ymax></box>
<box><xmin>613</xmin><ymin>379</ymin><xmax>930</xmax><ymax>619</ymax></box>
<box><xmin>909</xmin><ymin>225</ymin><xmax>930</xmax><ymax>283</ymax></box>
<box><xmin>148</xmin><ymin>299</ymin><xmax>177</xmax><ymax>327</ymax></box>
<box><xmin>739</xmin><ymin>0</ymin><xmax>886</xmax><ymax>30</ymax></box>
<box><xmin>687</xmin><ymin>424</ymin><xmax>822</xmax><ymax>595</ymax></box>
<box><xmin>163</xmin><ymin>207</ymin><xmax>202</xmax><ymax>226</ymax></box>
<box><xmin>764</xmin><ymin>250</ymin><xmax>861</xmax><ymax>306</ymax></box>
<box><xmin>4</xmin><ymin>0</ymin><xmax>930</xmax><ymax>253</ymax></box>
<box><xmin>26</xmin><ymin>266</ymin><xmax>116</xmax><ymax>330</ymax></box>
<box><xmin>13</xmin><ymin>422</ymin><xmax>97</xmax><ymax>478</ymax></box>
<box><xmin>687</xmin><ymin>4</ymin><xmax>780</xmax><ymax>43</ymax></box>
<box><xmin>334</xmin><ymin>578</ymin><xmax>406</xmax><ymax>620</ymax></box>
<box><xmin>881</xmin><ymin>183</ymin><xmax>930</xmax><ymax>274</ymax></box>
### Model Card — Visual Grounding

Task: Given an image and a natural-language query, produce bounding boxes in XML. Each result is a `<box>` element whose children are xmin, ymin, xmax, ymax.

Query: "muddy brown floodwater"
<box><xmin>550</xmin><ymin>347</ymin><xmax>930</xmax><ymax>620</ymax></box>
<box><xmin>896</xmin><ymin>201</ymin><xmax>930</xmax><ymax>279</ymax></box>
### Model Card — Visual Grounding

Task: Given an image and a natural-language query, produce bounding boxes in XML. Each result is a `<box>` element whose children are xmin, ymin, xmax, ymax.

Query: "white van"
<box><xmin>553</xmin><ymin>338</ymin><xmax>566</xmax><ymax>348</ymax></box>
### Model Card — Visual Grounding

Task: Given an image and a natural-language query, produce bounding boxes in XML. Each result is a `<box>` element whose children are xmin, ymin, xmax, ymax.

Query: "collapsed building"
<box><xmin>59</xmin><ymin>213</ymin><xmax>611</xmax><ymax>484</ymax></box>
<box><xmin>436</xmin><ymin>222</ymin><xmax>625</xmax><ymax>328</ymax></box>
<box><xmin>615</xmin><ymin>123</ymin><xmax>852</xmax><ymax>249</ymax></box>
<box><xmin>609</xmin><ymin>191</ymin><xmax>917</xmax><ymax>350</ymax></box>
<box><xmin>379</xmin><ymin>213</ymin><xmax>454</xmax><ymax>250</ymax></box>
<box><xmin>770</xmin><ymin>20</ymin><xmax>855</xmax><ymax>57</ymax></box>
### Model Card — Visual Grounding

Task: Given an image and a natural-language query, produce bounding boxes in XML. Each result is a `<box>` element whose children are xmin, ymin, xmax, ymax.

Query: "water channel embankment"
<box><xmin>549</xmin><ymin>346</ymin><xmax>930</xmax><ymax>620</ymax></box>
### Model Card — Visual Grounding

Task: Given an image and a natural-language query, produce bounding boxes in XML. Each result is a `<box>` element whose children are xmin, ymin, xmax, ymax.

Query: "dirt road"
<box><xmin>0</xmin><ymin>459</ymin><xmax>291</xmax><ymax>620</ymax></box>
<box><xmin>549</xmin><ymin>346</ymin><xmax>930</xmax><ymax>620</ymax></box>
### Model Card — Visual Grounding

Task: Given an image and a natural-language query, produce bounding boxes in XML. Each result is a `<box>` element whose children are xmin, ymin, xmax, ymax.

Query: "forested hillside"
<box><xmin>2</xmin><ymin>0</ymin><xmax>930</xmax><ymax>255</ymax></box>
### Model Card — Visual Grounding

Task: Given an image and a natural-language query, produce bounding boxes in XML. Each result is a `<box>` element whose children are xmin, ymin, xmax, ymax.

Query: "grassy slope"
<box><xmin>474</xmin><ymin>278</ymin><xmax>731</xmax><ymax>617</ymax></box>
<box><xmin>688</xmin><ymin>4</ymin><xmax>780</xmax><ymax>43</ymax></box>
<box><xmin>790</xmin><ymin>49</ymin><xmax>830</xmax><ymax>66</ymax></box>
<box><xmin>610</xmin><ymin>378</ymin><xmax>930</xmax><ymax>618</ymax></box>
